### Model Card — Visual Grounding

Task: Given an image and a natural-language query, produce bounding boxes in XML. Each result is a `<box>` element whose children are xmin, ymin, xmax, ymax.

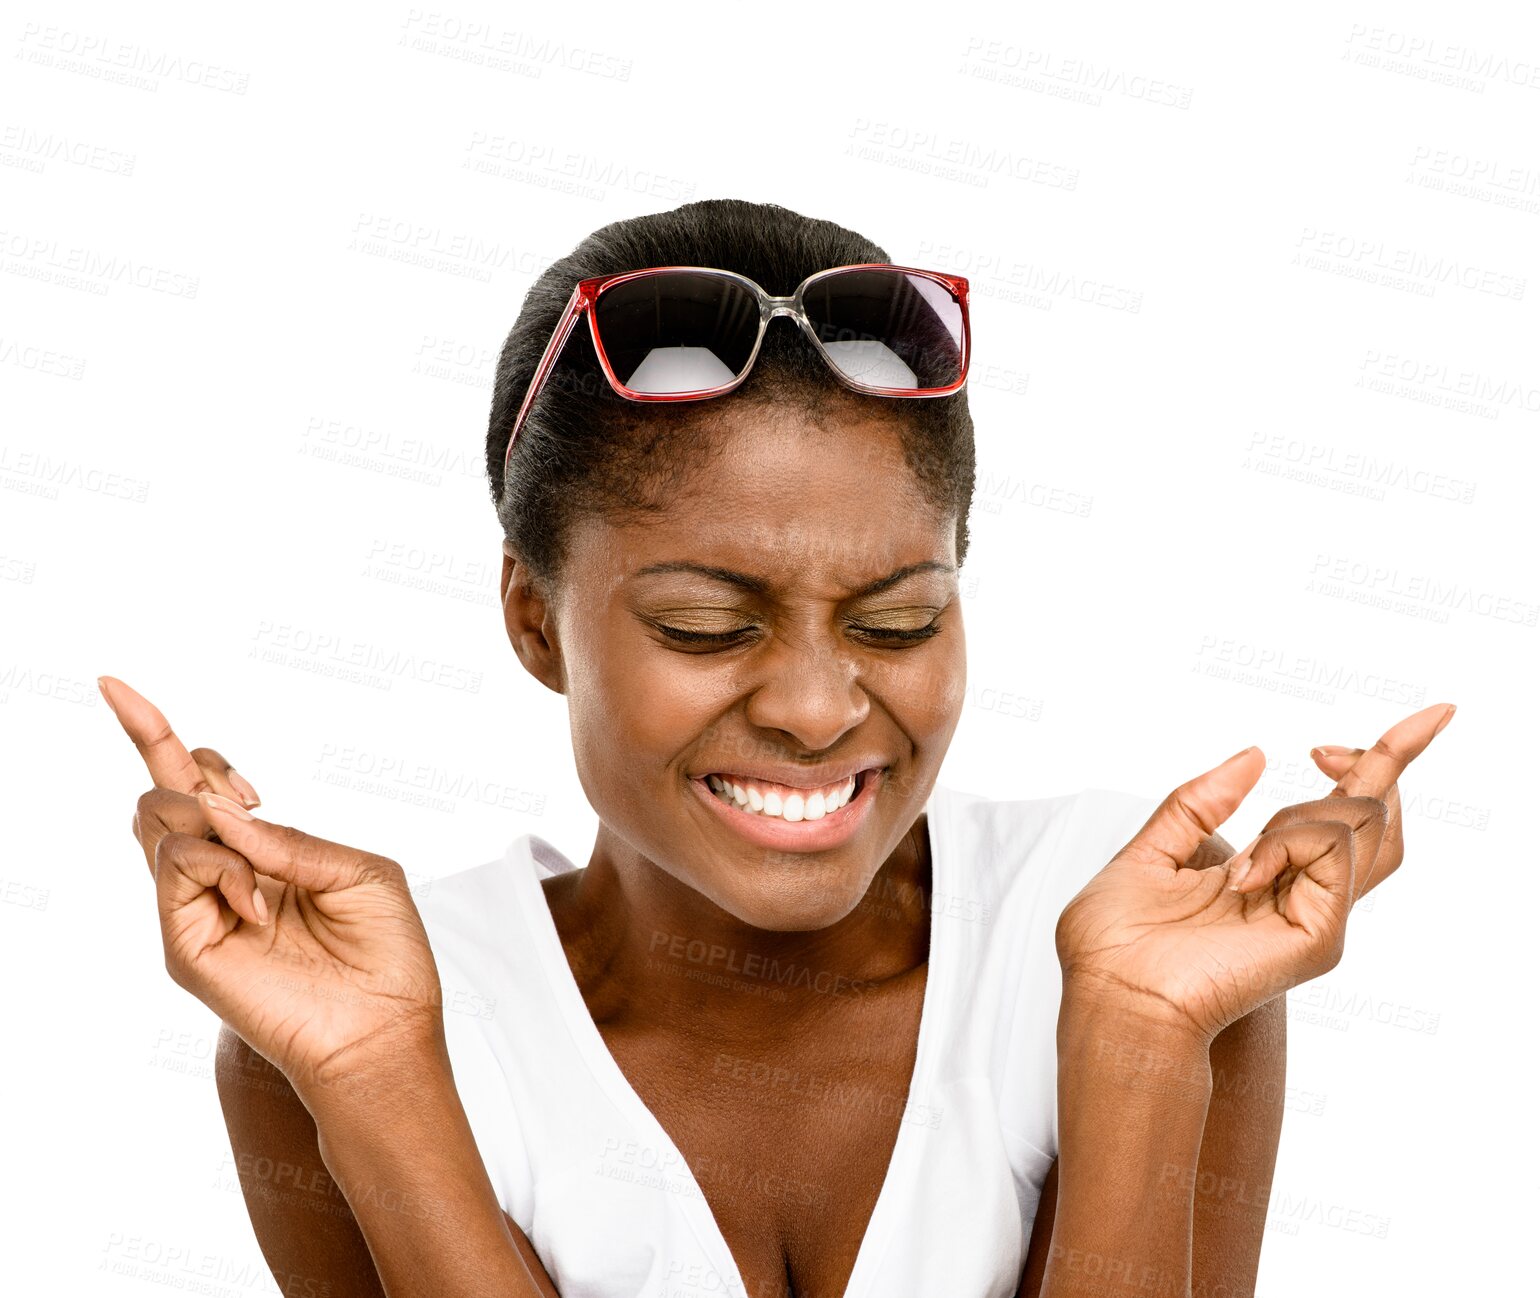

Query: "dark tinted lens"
<box><xmin>801</xmin><ymin>270</ymin><xmax>964</xmax><ymax>390</ymax></box>
<box><xmin>593</xmin><ymin>272</ymin><xmax>762</xmax><ymax>394</ymax></box>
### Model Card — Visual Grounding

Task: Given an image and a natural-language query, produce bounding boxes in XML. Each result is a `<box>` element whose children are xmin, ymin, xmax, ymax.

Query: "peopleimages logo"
<box><xmin>958</xmin><ymin>37</ymin><xmax>1195</xmax><ymax>108</ymax></box>
<box><xmin>398</xmin><ymin>10</ymin><xmax>633</xmax><ymax>81</ymax></box>
<box><xmin>1357</xmin><ymin>350</ymin><xmax>1540</xmax><ymax>418</ymax></box>
<box><xmin>1293</xmin><ymin>228</ymin><xmax>1526</xmax><ymax>300</ymax></box>
<box><xmin>1306</xmin><ymin>555</ymin><xmax>1539</xmax><ymax>627</ymax></box>
<box><xmin>0</xmin><ymin>125</ymin><xmax>136</xmax><ymax>176</ymax></box>
<box><xmin>917</xmin><ymin>239</ymin><xmax>1142</xmax><ymax>314</ymax></box>
<box><xmin>1192</xmin><ymin>635</ymin><xmax>1429</xmax><ymax>707</ymax></box>
<box><xmin>15</xmin><ymin>23</ymin><xmax>252</xmax><ymax>94</ymax></box>
<box><xmin>250</xmin><ymin>621</ymin><xmax>486</xmax><ymax>694</ymax></box>
<box><xmin>1242</xmin><ymin>431</ymin><xmax>1478</xmax><ymax>505</ymax></box>
<box><xmin>1343</xmin><ymin>23</ymin><xmax>1540</xmax><ymax>90</ymax></box>
<box><xmin>462</xmin><ymin>133</ymin><xmax>696</xmax><ymax>203</ymax></box>
<box><xmin>846</xmin><ymin>120</ymin><xmax>1080</xmax><ymax>190</ymax></box>
<box><xmin>0</xmin><ymin>229</ymin><xmax>200</xmax><ymax>299</ymax></box>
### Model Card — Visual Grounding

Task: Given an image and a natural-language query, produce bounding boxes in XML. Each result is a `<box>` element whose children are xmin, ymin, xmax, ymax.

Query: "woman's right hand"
<box><xmin>1055</xmin><ymin>702</ymin><xmax>1453</xmax><ymax>1042</ymax></box>
<box><xmin>102</xmin><ymin>676</ymin><xmax>446</xmax><ymax>1107</ymax></box>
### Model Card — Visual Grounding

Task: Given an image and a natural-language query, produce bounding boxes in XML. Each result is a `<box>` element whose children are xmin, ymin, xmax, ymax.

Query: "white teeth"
<box><xmin>704</xmin><ymin>773</ymin><xmax>860</xmax><ymax>821</ymax></box>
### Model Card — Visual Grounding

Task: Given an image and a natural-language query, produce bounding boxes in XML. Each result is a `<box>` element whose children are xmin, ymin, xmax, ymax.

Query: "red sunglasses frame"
<box><xmin>502</xmin><ymin>262</ymin><xmax>971</xmax><ymax>474</ymax></box>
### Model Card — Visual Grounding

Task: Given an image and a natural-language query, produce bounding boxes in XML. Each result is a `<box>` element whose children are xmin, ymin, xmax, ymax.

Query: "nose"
<box><xmin>741</xmin><ymin>628</ymin><xmax>870</xmax><ymax>753</ymax></box>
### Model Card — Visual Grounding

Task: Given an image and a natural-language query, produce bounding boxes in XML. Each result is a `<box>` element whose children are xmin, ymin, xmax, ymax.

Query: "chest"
<box><xmin>600</xmin><ymin>967</ymin><xmax>928</xmax><ymax>1298</ymax></box>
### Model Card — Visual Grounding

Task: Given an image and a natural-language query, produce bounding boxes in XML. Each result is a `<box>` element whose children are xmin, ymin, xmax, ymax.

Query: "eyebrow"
<box><xmin>630</xmin><ymin>559</ymin><xmax>956</xmax><ymax>599</ymax></box>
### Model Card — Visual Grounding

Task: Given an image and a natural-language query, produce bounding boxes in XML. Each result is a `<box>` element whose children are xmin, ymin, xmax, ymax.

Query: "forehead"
<box><xmin>569</xmin><ymin>407</ymin><xmax>956</xmax><ymax>589</ymax></box>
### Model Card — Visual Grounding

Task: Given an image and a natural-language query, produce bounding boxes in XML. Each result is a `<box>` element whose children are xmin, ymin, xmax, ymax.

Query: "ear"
<box><xmin>500</xmin><ymin>539</ymin><xmax>565</xmax><ymax>695</ymax></box>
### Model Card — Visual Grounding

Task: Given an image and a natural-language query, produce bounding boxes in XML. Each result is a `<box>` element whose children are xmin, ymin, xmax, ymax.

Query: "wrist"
<box><xmin>296</xmin><ymin>1023</ymin><xmax>454</xmax><ymax>1127</ymax></box>
<box><xmin>1048</xmin><ymin>983</ymin><xmax>1213</xmax><ymax>1289</ymax></box>
<box><xmin>303</xmin><ymin>1039</ymin><xmax>516</xmax><ymax>1271</ymax></box>
<box><xmin>1059</xmin><ymin>982</ymin><xmax>1214</xmax><ymax>1109</ymax></box>
<box><xmin>1060</xmin><ymin>971</ymin><xmax>1217</xmax><ymax>1048</ymax></box>
<box><xmin>308</xmin><ymin>1045</ymin><xmax>461</xmax><ymax>1195</ymax></box>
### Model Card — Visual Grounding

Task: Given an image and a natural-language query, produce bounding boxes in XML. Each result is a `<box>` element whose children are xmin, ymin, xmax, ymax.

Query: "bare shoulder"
<box><xmin>213</xmin><ymin>1024</ymin><xmax>385</xmax><ymax>1295</ymax></box>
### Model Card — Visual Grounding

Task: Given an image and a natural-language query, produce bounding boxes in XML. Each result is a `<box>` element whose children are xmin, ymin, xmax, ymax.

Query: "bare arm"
<box><xmin>305</xmin><ymin>1039</ymin><xmax>560</xmax><ymax>1298</ymax></box>
<box><xmin>1182</xmin><ymin>825</ymin><xmax>1286</xmax><ymax>1284</ymax></box>
<box><xmin>215</xmin><ymin>1026</ymin><xmax>385</xmax><ymax>1293</ymax></box>
<box><xmin>1018</xmin><ymin>996</ymin><xmax>1285</xmax><ymax>1296</ymax></box>
<box><xmin>215</xmin><ymin>1025</ymin><xmax>559</xmax><ymax>1297</ymax></box>
<box><xmin>1012</xmin><ymin>706</ymin><xmax>1374</xmax><ymax>1298</ymax></box>
<box><xmin>1191</xmin><ymin>993</ymin><xmax>1284</xmax><ymax>1285</ymax></box>
<box><xmin>1039</xmin><ymin>996</ymin><xmax>1214</xmax><ymax>1296</ymax></box>
<box><xmin>96</xmin><ymin>678</ymin><xmax>558</xmax><ymax>1296</ymax></box>
<box><xmin>1018</xmin><ymin>826</ymin><xmax>1288</xmax><ymax>1297</ymax></box>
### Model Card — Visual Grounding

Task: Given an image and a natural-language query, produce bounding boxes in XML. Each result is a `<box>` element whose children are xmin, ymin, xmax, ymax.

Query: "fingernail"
<box><xmin>1312</xmin><ymin>745</ymin><xmax>1352</xmax><ymax>757</ymax></box>
<box><xmin>1432</xmin><ymin>704</ymin><xmax>1457</xmax><ymax>738</ymax></box>
<box><xmin>97</xmin><ymin>677</ymin><xmax>120</xmax><ymax>718</ymax></box>
<box><xmin>199</xmin><ymin>791</ymin><xmax>254</xmax><ymax>821</ymax></box>
<box><xmin>252</xmin><ymin>889</ymin><xmax>270</xmax><ymax>926</ymax></box>
<box><xmin>228</xmin><ymin>769</ymin><xmax>262</xmax><ymax>809</ymax></box>
<box><xmin>1224</xmin><ymin>832</ymin><xmax>1263</xmax><ymax>891</ymax></box>
<box><xmin>1224</xmin><ymin>746</ymin><xmax>1255</xmax><ymax>765</ymax></box>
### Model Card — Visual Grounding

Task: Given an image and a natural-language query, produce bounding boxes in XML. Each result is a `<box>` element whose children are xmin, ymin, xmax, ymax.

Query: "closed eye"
<box><xmin>654</xmin><ymin>624</ymin><xmax>748</xmax><ymax>645</ymax></box>
<box><xmin>654</xmin><ymin>622</ymin><xmax>942</xmax><ymax>647</ymax></box>
<box><xmin>852</xmin><ymin>622</ymin><xmax>943</xmax><ymax>643</ymax></box>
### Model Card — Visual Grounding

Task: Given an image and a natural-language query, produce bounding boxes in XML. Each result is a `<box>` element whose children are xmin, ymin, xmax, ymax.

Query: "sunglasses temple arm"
<box><xmin>504</xmin><ymin>284</ymin><xmax>588</xmax><ymax>475</ymax></box>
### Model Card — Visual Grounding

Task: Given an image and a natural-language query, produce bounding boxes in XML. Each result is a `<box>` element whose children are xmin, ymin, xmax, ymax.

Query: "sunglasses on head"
<box><xmin>503</xmin><ymin>263</ymin><xmax>971</xmax><ymax>472</ymax></box>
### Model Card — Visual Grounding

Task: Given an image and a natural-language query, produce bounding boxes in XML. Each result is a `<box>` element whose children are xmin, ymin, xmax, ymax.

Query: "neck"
<box><xmin>544</xmin><ymin>817</ymin><xmax>932</xmax><ymax>1043</ymax></box>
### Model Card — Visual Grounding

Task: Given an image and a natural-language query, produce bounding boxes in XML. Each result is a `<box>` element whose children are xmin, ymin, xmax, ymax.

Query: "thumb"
<box><xmin>196</xmin><ymin>793</ymin><xmax>393</xmax><ymax>894</ymax></box>
<box><xmin>1118</xmin><ymin>746</ymin><xmax>1266</xmax><ymax>870</ymax></box>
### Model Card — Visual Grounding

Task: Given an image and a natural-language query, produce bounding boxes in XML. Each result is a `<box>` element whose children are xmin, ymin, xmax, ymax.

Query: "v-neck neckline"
<box><xmin>514</xmin><ymin>782</ymin><xmax>952</xmax><ymax>1298</ymax></box>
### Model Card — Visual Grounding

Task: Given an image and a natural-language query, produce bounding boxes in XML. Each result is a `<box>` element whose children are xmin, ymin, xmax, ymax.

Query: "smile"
<box><xmin>688</xmin><ymin>767</ymin><xmax>883</xmax><ymax>852</ymax></box>
<box><xmin>705</xmin><ymin>771</ymin><xmax>859</xmax><ymax>820</ymax></box>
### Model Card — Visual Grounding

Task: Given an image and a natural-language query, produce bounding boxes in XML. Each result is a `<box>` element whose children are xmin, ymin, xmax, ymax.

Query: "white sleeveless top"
<box><xmin>417</xmin><ymin>780</ymin><xmax>1159</xmax><ymax>1298</ymax></box>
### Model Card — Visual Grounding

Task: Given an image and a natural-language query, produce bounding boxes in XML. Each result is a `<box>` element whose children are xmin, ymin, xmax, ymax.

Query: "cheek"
<box><xmin>875</xmin><ymin>640</ymin><xmax>968</xmax><ymax>736</ymax></box>
<box><xmin>568</xmin><ymin>642</ymin><xmax>726</xmax><ymax>805</ymax></box>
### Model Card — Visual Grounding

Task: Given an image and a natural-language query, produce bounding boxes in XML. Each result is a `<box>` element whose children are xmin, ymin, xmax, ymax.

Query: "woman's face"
<box><xmin>510</xmin><ymin>403</ymin><xmax>966</xmax><ymax>931</ymax></box>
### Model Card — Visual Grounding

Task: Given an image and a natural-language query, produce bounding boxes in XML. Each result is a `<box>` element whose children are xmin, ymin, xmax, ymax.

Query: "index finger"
<box><xmin>1327</xmin><ymin>702</ymin><xmax>1455</xmax><ymax>801</ymax></box>
<box><xmin>98</xmin><ymin>675</ymin><xmax>213</xmax><ymax>795</ymax></box>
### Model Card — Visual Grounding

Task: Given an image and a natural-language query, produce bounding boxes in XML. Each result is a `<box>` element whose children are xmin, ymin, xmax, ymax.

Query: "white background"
<box><xmin>2</xmin><ymin>1</ymin><xmax>1535</xmax><ymax>1293</ymax></box>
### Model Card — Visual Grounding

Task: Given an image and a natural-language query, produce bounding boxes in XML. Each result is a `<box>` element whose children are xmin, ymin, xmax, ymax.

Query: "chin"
<box><xmin>702</xmin><ymin>857</ymin><xmax>878</xmax><ymax>933</ymax></box>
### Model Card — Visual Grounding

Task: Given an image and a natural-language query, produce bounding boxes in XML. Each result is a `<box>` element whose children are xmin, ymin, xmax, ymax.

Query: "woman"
<box><xmin>103</xmin><ymin>198</ymin><xmax>1453</xmax><ymax>1297</ymax></box>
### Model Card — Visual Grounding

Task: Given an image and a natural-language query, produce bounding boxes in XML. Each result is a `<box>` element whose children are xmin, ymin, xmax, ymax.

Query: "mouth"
<box><xmin>687</xmin><ymin>766</ymin><xmax>886</xmax><ymax>852</ymax></box>
<box><xmin>704</xmin><ymin>767</ymin><xmax>872</xmax><ymax>817</ymax></box>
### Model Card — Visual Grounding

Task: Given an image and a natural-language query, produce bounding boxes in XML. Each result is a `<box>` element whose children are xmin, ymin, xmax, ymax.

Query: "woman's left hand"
<box><xmin>1055</xmin><ymin>701</ymin><xmax>1456</xmax><ymax>1043</ymax></box>
<box><xmin>102</xmin><ymin>676</ymin><xmax>447</xmax><ymax>1105</ymax></box>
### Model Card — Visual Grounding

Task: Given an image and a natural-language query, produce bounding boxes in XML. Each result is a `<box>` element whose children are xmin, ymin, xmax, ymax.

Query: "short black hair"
<box><xmin>485</xmin><ymin>197</ymin><xmax>976</xmax><ymax>594</ymax></box>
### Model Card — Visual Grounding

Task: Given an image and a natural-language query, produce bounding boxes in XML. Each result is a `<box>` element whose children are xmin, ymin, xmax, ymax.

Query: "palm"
<box><xmin>1054</xmin><ymin>700</ymin><xmax>1453</xmax><ymax>1043</ymax></box>
<box><xmin>163</xmin><ymin>872</ymin><xmax>441</xmax><ymax>1086</ymax></box>
<box><xmin>103</xmin><ymin>675</ymin><xmax>446</xmax><ymax>1100</ymax></box>
<box><xmin>1058</xmin><ymin>851</ymin><xmax>1329</xmax><ymax>1039</ymax></box>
